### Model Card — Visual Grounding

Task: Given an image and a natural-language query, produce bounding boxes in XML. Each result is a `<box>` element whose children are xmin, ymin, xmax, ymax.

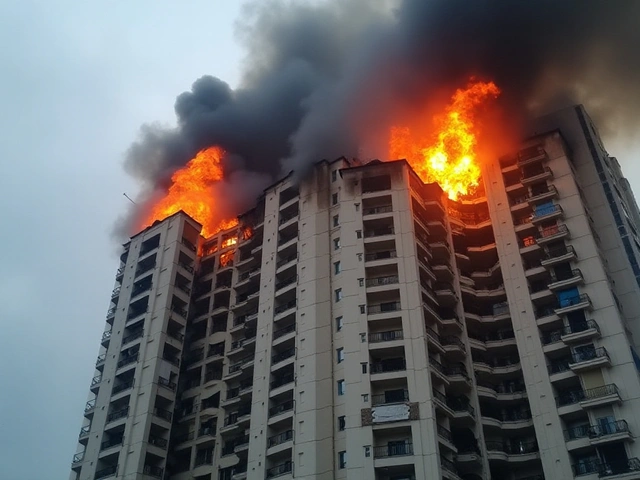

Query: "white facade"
<box><xmin>71</xmin><ymin>106</ymin><xmax>640</xmax><ymax>480</ymax></box>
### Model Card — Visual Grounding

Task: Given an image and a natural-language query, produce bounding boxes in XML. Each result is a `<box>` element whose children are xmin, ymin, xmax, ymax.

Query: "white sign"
<box><xmin>372</xmin><ymin>404</ymin><xmax>410</xmax><ymax>423</ymax></box>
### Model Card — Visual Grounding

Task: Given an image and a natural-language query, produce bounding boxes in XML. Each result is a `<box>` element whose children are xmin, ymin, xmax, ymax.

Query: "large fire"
<box><xmin>390</xmin><ymin>80</ymin><xmax>500</xmax><ymax>200</ymax></box>
<box><xmin>141</xmin><ymin>146</ymin><xmax>239</xmax><ymax>237</ymax></box>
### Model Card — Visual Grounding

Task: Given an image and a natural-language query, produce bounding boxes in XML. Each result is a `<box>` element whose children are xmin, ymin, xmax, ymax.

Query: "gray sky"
<box><xmin>1</xmin><ymin>2</ymin><xmax>639</xmax><ymax>480</ymax></box>
<box><xmin>0</xmin><ymin>2</ymin><xmax>241</xmax><ymax>478</ymax></box>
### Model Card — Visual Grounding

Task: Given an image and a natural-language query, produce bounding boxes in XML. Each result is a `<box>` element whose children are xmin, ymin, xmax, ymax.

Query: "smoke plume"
<box><xmin>121</xmin><ymin>0</ymin><xmax>640</xmax><ymax>236</ymax></box>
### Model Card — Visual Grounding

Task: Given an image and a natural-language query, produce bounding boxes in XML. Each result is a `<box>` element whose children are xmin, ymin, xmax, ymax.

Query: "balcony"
<box><xmin>370</xmin><ymin>359</ymin><xmax>406</xmax><ymax>375</ymax></box>
<box><xmin>368</xmin><ymin>302</ymin><xmax>401</xmax><ymax>315</ymax></box>
<box><xmin>374</xmin><ymin>442</ymin><xmax>414</xmax><ymax>458</ymax></box>
<box><xmin>266</xmin><ymin>461</ymin><xmax>293</xmax><ymax>478</ymax></box>
<box><xmin>548</xmin><ymin>269</ymin><xmax>583</xmax><ymax>291</ymax></box>
<box><xmin>271</xmin><ymin>372</ymin><xmax>295</xmax><ymax>390</ymax></box>
<box><xmin>600</xmin><ymin>458</ymin><xmax>640</xmax><ymax>478</ymax></box>
<box><xmin>366</xmin><ymin>275</ymin><xmax>399</xmax><ymax>288</ymax></box>
<box><xmin>268</xmin><ymin>430</ymin><xmax>294</xmax><ymax>448</ymax></box>
<box><xmin>273</xmin><ymin>323</ymin><xmax>296</xmax><ymax>340</ymax></box>
<box><xmin>79</xmin><ymin>425</ymin><xmax>90</xmax><ymax>440</ymax></box>
<box><xmin>588</xmin><ymin>420</ymin><xmax>632</xmax><ymax>445</ymax></box>
<box><xmin>116</xmin><ymin>352</ymin><xmax>139</xmax><ymax>369</ymax></box>
<box><xmin>100</xmin><ymin>436</ymin><xmax>124</xmax><ymax>451</ymax></box>
<box><xmin>521</xmin><ymin>166</ymin><xmax>552</xmax><ymax>184</ymax></box>
<box><xmin>90</xmin><ymin>375</ymin><xmax>102</xmax><ymax>391</ymax></box>
<box><xmin>148</xmin><ymin>435</ymin><xmax>168</xmax><ymax>449</ymax></box>
<box><xmin>72</xmin><ymin>452</ymin><xmax>84</xmax><ymax>465</ymax></box>
<box><xmin>275</xmin><ymin>275</ymin><xmax>297</xmax><ymax>292</ymax></box>
<box><xmin>581</xmin><ymin>384</ymin><xmax>621</xmax><ymax>408</ymax></box>
<box><xmin>122</xmin><ymin>329</ymin><xmax>143</xmax><ymax>345</ymax></box>
<box><xmin>541</xmin><ymin>244</ymin><xmax>576</xmax><ymax>266</ymax></box>
<box><xmin>531</xmin><ymin>204</ymin><xmax>563</xmax><ymax>223</ymax></box>
<box><xmin>112</xmin><ymin>379</ymin><xmax>134</xmax><ymax>395</ymax></box>
<box><xmin>572</xmin><ymin>460</ymin><xmax>600</xmax><ymax>477</ymax></box>
<box><xmin>274</xmin><ymin>300</ymin><xmax>296</xmax><ymax>316</ymax></box>
<box><xmin>535</xmin><ymin>224</ymin><xmax>569</xmax><ymax>244</ymax></box>
<box><xmin>272</xmin><ymin>348</ymin><xmax>296</xmax><ymax>365</ymax></box>
<box><xmin>561</xmin><ymin>319</ymin><xmax>600</xmax><ymax>343</ymax></box>
<box><xmin>269</xmin><ymin>399</ymin><xmax>294</xmax><ymax>418</ymax></box>
<box><xmin>364</xmin><ymin>227</ymin><xmax>395</xmax><ymax>238</ymax></box>
<box><xmin>485</xmin><ymin>440</ymin><xmax>539</xmax><ymax>458</ymax></box>
<box><xmin>437</xmin><ymin>424</ymin><xmax>454</xmax><ymax>445</ymax></box>
<box><xmin>142</xmin><ymin>465</ymin><xmax>163</xmax><ymax>478</ymax></box>
<box><xmin>364</xmin><ymin>205</ymin><xmax>393</xmax><ymax>216</ymax></box>
<box><xmin>96</xmin><ymin>354</ymin><xmax>106</xmax><ymax>368</ymax></box>
<box><xmin>101</xmin><ymin>330</ymin><xmax>112</xmax><ymax>345</ymax></box>
<box><xmin>569</xmin><ymin>347</ymin><xmax>610</xmax><ymax>372</ymax></box>
<box><xmin>372</xmin><ymin>389</ymin><xmax>409</xmax><ymax>406</ymax></box>
<box><xmin>554</xmin><ymin>293</ymin><xmax>592</xmax><ymax>315</ymax></box>
<box><xmin>369</xmin><ymin>330</ymin><xmax>403</xmax><ymax>343</ymax></box>
<box><xmin>365</xmin><ymin>250</ymin><xmax>397</xmax><ymax>262</ymax></box>
<box><xmin>154</xmin><ymin>407</ymin><xmax>172</xmax><ymax>422</ymax></box>
<box><xmin>528</xmin><ymin>185</ymin><xmax>558</xmax><ymax>204</ymax></box>
<box><xmin>158</xmin><ymin>376</ymin><xmax>176</xmax><ymax>391</ymax></box>
<box><xmin>84</xmin><ymin>399</ymin><xmax>96</xmax><ymax>416</ymax></box>
<box><xmin>95</xmin><ymin>465</ymin><xmax>118</xmax><ymax>480</ymax></box>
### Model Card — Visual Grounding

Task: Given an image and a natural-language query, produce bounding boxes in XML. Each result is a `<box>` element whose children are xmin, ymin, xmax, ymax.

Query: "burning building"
<box><xmin>71</xmin><ymin>104</ymin><xmax>640</xmax><ymax>480</ymax></box>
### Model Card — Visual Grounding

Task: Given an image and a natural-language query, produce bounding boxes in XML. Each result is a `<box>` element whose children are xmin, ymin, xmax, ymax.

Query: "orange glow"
<box><xmin>241</xmin><ymin>226</ymin><xmax>254</xmax><ymax>241</ymax></box>
<box><xmin>141</xmin><ymin>146</ymin><xmax>239</xmax><ymax>237</ymax></box>
<box><xmin>221</xmin><ymin>236</ymin><xmax>238</xmax><ymax>249</ymax></box>
<box><xmin>220</xmin><ymin>250</ymin><xmax>234</xmax><ymax>267</ymax></box>
<box><xmin>390</xmin><ymin>80</ymin><xmax>500</xmax><ymax>200</ymax></box>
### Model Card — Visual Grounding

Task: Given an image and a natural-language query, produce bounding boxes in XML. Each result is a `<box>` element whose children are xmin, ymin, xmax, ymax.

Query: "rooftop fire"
<box><xmin>389</xmin><ymin>80</ymin><xmax>500</xmax><ymax>200</ymax></box>
<box><xmin>141</xmin><ymin>146</ymin><xmax>239</xmax><ymax>237</ymax></box>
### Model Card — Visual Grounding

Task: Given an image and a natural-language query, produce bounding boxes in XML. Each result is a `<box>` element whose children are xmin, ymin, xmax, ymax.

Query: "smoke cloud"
<box><xmin>121</xmin><ymin>0</ymin><xmax>640</xmax><ymax>235</ymax></box>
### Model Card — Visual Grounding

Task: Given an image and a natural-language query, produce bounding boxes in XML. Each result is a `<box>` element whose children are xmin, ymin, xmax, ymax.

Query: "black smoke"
<box><xmin>121</xmin><ymin>0</ymin><xmax>640</xmax><ymax>235</ymax></box>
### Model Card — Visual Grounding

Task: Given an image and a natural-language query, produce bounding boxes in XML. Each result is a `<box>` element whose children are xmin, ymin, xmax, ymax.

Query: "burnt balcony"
<box><xmin>266</xmin><ymin>461</ymin><xmax>293</xmax><ymax>478</ymax></box>
<box><xmin>366</xmin><ymin>275</ymin><xmax>399</xmax><ymax>288</ymax></box>
<box><xmin>373</xmin><ymin>442</ymin><xmax>414</xmax><ymax>458</ymax></box>
<box><xmin>521</xmin><ymin>166</ymin><xmax>553</xmax><ymax>184</ymax></box>
<box><xmin>268</xmin><ymin>430</ymin><xmax>294</xmax><ymax>448</ymax></box>
<box><xmin>548</xmin><ymin>358</ymin><xmax>572</xmax><ymax>377</ymax></box>
<box><xmin>369</xmin><ymin>330</ymin><xmax>403</xmax><ymax>343</ymax></box>
<box><xmin>517</xmin><ymin>146</ymin><xmax>547</xmax><ymax>166</ymax></box>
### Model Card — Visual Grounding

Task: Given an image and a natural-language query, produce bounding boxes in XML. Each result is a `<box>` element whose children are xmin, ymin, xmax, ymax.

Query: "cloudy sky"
<box><xmin>1</xmin><ymin>1</ymin><xmax>639</xmax><ymax>479</ymax></box>
<box><xmin>0</xmin><ymin>2</ymin><xmax>242</xmax><ymax>478</ymax></box>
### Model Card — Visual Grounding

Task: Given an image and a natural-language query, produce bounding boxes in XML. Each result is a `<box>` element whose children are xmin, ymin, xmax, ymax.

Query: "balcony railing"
<box><xmin>154</xmin><ymin>407</ymin><xmax>173</xmax><ymax>422</ymax></box>
<box><xmin>548</xmin><ymin>358</ymin><xmax>571</xmax><ymax>375</ymax></box>
<box><xmin>571</xmin><ymin>347</ymin><xmax>608</xmax><ymax>364</ymax></box>
<box><xmin>565</xmin><ymin>424</ymin><xmax>591</xmax><ymax>441</ymax></box>
<box><xmin>84</xmin><ymin>399</ymin><xmax>96</xmax><ymax>412</ymax></box>
<box><xmin>101</xmin><ymin>330</ymin><xmax>112</xmax><ymax>342</ymax></box>
<box><xmin>369</xmin><ymin>330</ymin><xmax>403</xmax><ymax>343</ymax></box>
<box><xmin>274</xmin><ymin>323</ymin><xmax>296</xmax><ymax>339</ymax></box>
<box><xmin>271</xmin><ymin>372</ymin><xmax>295</xmax><ymax>389</ymax></box>
<box><xmin>148</xmin><ymin>435</ymin><xmax>168</xmax><ymax>449</ymax></box>
<box><xmin>279</xmin><ymin>212</ymin><xmax>299</xmax><ymax>225</ymax></box>
<box><xmin>116</xmin><ymin>352</ymin><xmax>139</xmax><ymax>369</ymax></box>
<box><xmin>269</xmin><ymin>399</ymin><xmax>294</xmax><ymax>417</ymax></box>
<box><xmin>100</xmin><ymin>436</ymin><xmax>124</xmax><ymax>451</ymax></box>
<box><xmin>556</xmin><ymin>390</ymin><xmax>585</xmax><ymax>407</ymax></box>
<box><xmin>96</xmin><ymin>354</ymin><xmax>106</xmax><ymax>365</ymax></box>
<box><xmin>365</xmin><ymin>250</ymin><xmax>397</xmax><ymax>261</ymax></box>
<box><xmin>584</xmin><ymin>384</ymin><xmax>619</xmax><ymax>401</ymax></box>
<box><xmin>366</xmin><ymin>275</ymin><xmax>399</xmax><ymax>287</ymax></box>
<box><xmin>143</xmin><ymin>465</ymin><xmax>163</xmax><ymax>478</ymax></box>
<box><xmin>536</xmin><ymin>224</ymin><xmax>568</xmax><ymax>240</ymax></box>
<box><xmin>521</xmin><ymin>166</ymin><xmax>552</xmax><ymax>182</ymax></box>
<box><xmin>364</xmin><ymin>227</ymin><xmax>395</xmax><ymax>238</ymax></box>
<box><xmin>274</xmin><ymin>300</ymin><xmax>296</xmax><ymax>315</ymax></box>
<box><xmin>122</xmin><ymin>329</ymin><xmax>143</xmax><ymax>345</ymax></box>
<box><xmin>600</xmin><ymin>458</ymin><xmax>640</xmax><ymax>477</ymax></box>
<box><xmin>550</xmin><ymin>268</ymin><xmax>582</xmax><ymax>284</ymax></box>
<box><xmin>370</xmin><ymin>359</ymin><xmax>406</xmax><ymax>374</ymax></box>
<box><xmin>267</xmin><ymin>429</ymin><xmax>294</xmax><ymax>447</ymax></box>
<box><xmin>572</xmin><ymin>460</ymin><xmax>600</xmax><ymax>476</ymax></box>
<box><xmin>557</xmin><ymin>293</ymin><xmax>591</xmax><ymax>309</ymax></box>
<box><xmin>368</xmin><ymin>301</ymin><xmax>401</xmax><ymax>314</ymax></box>
<box><xmin>437</xmin><ymin>424</ymin><xmax>453</xmax><ymax>442</ymax></box>
<box><xmin>544</xmin><ymin>244</ymin><xmax>576</xmax><ymax>261</ymax></box>
<box><xmin>72</xmin><ymin>452</ymin><xmax>84</xmax><ymax>464</ymax></box>
<box><xmin>275</xmin><ymin>275</ymin><xmax>297</xmax><ymax>290</ymax></box>
<box><xmin>112</xmin><ymin>379</ymin><xmax>134</xmax><ymax>395</ymax></box>
<box><xmin>532</xmin><ymin>204</ymin><xmax>562</xmax><ymax>220</ymax></box>
<box><xmin>373</xmin><ymin>442</ymin><xmax>413</xmax><ymax>458</ymax></box>
<box><xmin>194</xmin><ymin>452</ymin><xmax>214</xmax><ymax>467</ymax></box>
<box><xmin>372</xmin><ymin>389</ymin><xmax>409</xmax><ymax>406</ymax></box>
<box><xmin>79</xmin><ymin>425</ymin><xmax>90</xmax><ymax>437</ymax></box>
<box><xmin>278</xmin><ymin>234</ymin><xmax>297</xmax><ymax>246</ymax></box>
<box><xmin>363</xmin><ymin>205</ymin><xmax>393</xmax><ymax>215</ymax></box>
<box><xmin>95</xmin><ymin>465</ymin><xmax>118</xmax><ymax>479</ymax></box>
<box><xmin>158</xmin><ymin>376</ymin><xmax>176</xmax><ymax>391</ymax></box>
<box><xmin>272</xmin><ymin>348</ymin><xmax>296</xmax><ymax>364</ymax></box>
<box><xmin>266</xmin><ymin>461</ymin><xmax>293</xmax><ymax>478</ymax></box>
<box><xmin>447</xmin><ymin>396</ymin><xmax>475</xmax><ymax>416</ymax></box>
<box><xmin>588</xmin><ymin>419</ymin><xmax>629</xmax><ymax>438</ymax></box>
<box><xmin>440</xmin><ymin>456</ymin><xmax>458</xmax><ymax>474</ymax></box>
<box><xmin>563</xmin><ymin>319</ymin><xmax>599</xmax><ymax>336</ymax></box>
<box><xmin>485</xmin><ymin>440</ymin><xmax>538</xmax><ymax>454</ymax></box>
<box><xmin>276</xmin><ymin>254</ymin><xmax>297</xmax><ymax>268</ymax></box>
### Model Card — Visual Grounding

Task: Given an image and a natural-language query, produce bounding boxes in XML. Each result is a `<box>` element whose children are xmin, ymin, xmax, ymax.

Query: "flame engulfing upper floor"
<box><xmin>138</xmin><ymin>80</ymin><xmax>500</xmax><ymax>245</ymax></box>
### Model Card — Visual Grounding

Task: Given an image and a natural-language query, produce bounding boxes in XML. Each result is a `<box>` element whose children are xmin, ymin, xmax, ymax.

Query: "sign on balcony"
<box><xmin>372</xmin><ymin>404</ymin><xmax>410</xmax><ymax>423</ymax></box>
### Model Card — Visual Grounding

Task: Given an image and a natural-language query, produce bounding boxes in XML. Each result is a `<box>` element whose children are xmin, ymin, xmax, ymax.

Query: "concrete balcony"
<box><xmin>580</xmin><ymin>384</ymin><xmax>622</xmax><ymax>409</ymax></box>
<box><xmin>521</xmin><ymin>166</ymin><xmax>553</xmax><ymax>185</ymax></box>
<box><xmin>369</xmin><ymin>330</ymin><xmax>404</xmax><ymax>350</ymax></box>
<box><xmin>541</xmin><ymin>244</ymin><xmax>576</xmax><ymax>267</ymax></box>
<box><xmin>531</xmin><ymin>204</ymin><xmax>563</xmax><ymax>224</ymax></box>
<box><xmin>527</xmin><ymin>185</ymin><xmax>558</xmax><ymax>204</ymax></box>
<box><xmin>569</xmin><ymin>347</ymin><xmax>610</xmax><ymax>372</ymax></box>
<box><xmin>373</xmin><ymin>442</ymin><xmax>414</xmax><ymax>468</ymax></box>
<box><xmin>548</xmin><ymin>269</ymin><xmax>584</xmax><ymax>291</ymax></box>
<box><xmin>485</xmin><ymin>440</ymin><xmax>540</xmax><ymax>463</ymax></box>
<box><xmin>560</xmin><ymin>319</ymin><xmax>600</xmax><ymax>344</ymax></box>
<box><xmin>554</xmin><ymin>293</ymin><xmax>592</xmax><ymax>316</ymax></box>
<box><xmin>535</xmin><ymin>224</ymin><xmax>570</xmax><ymax>245</ymax></box>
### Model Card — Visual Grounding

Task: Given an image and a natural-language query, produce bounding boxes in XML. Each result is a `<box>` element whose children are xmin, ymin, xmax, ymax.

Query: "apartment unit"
<box><xmin>71</xmin><ymin>105</ymin><xmax>640</xmax><ymax>480</ymax></box>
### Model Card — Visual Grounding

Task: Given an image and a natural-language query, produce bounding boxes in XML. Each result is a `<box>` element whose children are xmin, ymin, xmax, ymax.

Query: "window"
<box><xmin>362</xmin><ymin>394</ymin><xmax>369</xmax><ymax>402</ymax></box>
<box><xmin>338</xmin><ymin>416</ymin><xmax>346</xmax><ymax>431</ymax></box>
<box><xmin>335</xmin><ymin>289</ymin><xmax>343</xmax><ymax>302</ymax></box>
<box><xmin>332</xmin><ymin>193</ymin><xmax>339</xmax><ymax>205</ymax></box>
<box><xmin>338</xmin><ymin>380</ymin><xmax>346</xmax><ymax>395</ymax></box>
<box><xmin>337</xmin><ymin>348</ymin><xmax>344</xmax><ymax>363</ymax></box>
<box><xmin>336</xmin><ymin>316</ymin><xmax>343</xmax><ymax>332</ymax></box>
<box><xmin>358</xmin><ymin>278</ymin><xmax>364</xmax><ymax>287</ymax></box>
<box><xmin>333</xmin><ymin>215</ymin><xmax>339</xmax><ymax>227</ymax></box>
<box><xmin>364</xmin><ymin>446</ymin><xmax>371</xmax><ymax>457</ymax></box>
<box><xmin>359</xmin><ymin>305</ymin><xmax>365</xmax><ymax>314</ymax></box>
<box><xmin>332</xmin><ymin>170</ymin><xmax>337</xmax><ymax>182</ymax></box>
<box><xmin>356</xmin><ymin>230</ymin><xmax>362</xmax><ymax>239</ymax></box>
<box><xmin>355</xmin><ymin>203</ymin><xmax>360</xmax><ymax>212</ymax></box>
<box><xmin>338</xmin><ymin>451</ymin><xmax>347</xmax><ymax>469</ymax></box>
<box><xmin>333</xmin><ymin>238</ymin><xmax>341</xmax><ymax>250</ymax></box>
<box><xmin>361</xmin><ymin>363</ymin><xmax>367</xmax><ymax>374</ymax></box>
<box><xmin>334</xmin><ymin>261</ymin><xmax>341</xmax><ymax>274</ymax></box>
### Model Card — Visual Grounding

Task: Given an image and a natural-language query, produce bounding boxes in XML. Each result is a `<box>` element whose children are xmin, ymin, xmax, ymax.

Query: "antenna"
<box><xmin>123</xmin><ymin>193</ymin><xmax>136</xmax><ymax>205</ymax></box>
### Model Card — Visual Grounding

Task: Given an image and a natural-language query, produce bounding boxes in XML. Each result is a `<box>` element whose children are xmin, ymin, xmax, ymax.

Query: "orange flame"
<box><xmin>221</xmin><ymin>236</ymin><xmax>238</xmax><ymax>249</ymax></box>
<box><xmin>220</xmin><ymin>250</ymin><xmax>234</xmax><ymax>267</ymax></box>
<box><xmin>390</xmin><ymin>80</ymin><xmax>500</xmax><ymax>200</ymax></box>
<box><xmin>142</xmin><ymin>146</ymin><xmax>239</xmax><ymax>237</ymax></box>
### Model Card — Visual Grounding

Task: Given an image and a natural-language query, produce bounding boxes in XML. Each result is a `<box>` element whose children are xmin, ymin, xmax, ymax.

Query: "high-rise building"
<box><xmin>71</xmin><ymin>105</ymin><xmax>640</xmax><ymax>480</ymax></box>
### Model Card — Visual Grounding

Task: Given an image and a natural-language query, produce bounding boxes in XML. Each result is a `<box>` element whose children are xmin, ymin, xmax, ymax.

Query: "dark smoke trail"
<box><xmin>119</xmin><ymin>0</ymin><xmax>640</xmax><ymax>237</ymax></box>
